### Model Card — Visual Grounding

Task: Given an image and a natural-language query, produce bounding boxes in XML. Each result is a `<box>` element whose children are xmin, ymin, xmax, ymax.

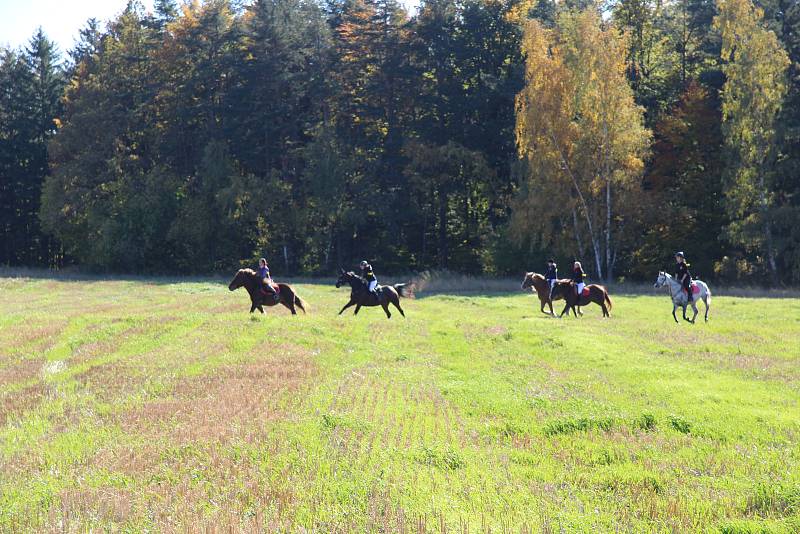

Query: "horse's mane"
<box><xmin>238</xmin><ymin>268</ymin><xmax>259</xmax><ymax>278</ymax></box>
<box><xmin>531</xmin><ymin>273</ymin><xmax>544</xmax><ymax>281</ymax></box>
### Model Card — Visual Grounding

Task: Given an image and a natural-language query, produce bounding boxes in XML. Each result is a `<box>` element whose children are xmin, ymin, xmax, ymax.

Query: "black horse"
<box><xmin>335</xmin><ymin>269</ymin><xmax>410</xmax><ymax>319</ymax></box>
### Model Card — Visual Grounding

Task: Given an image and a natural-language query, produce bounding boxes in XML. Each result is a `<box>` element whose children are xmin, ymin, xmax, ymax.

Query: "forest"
<box><xmin>1</xmin><ymin>0</ymin><xmax>799</xmax><ymax>283</ymax></box>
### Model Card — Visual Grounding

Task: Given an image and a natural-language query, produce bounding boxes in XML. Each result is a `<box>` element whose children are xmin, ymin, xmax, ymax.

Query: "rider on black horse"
<box><xmin>674</xmin><ymin>251</ymin><xmax>693</xmax><ymax>302</ymax></box>
<box><xmin>359</xmin><ymin>260</ymin><xmax>380</xmax><ymax>300</ymax></box>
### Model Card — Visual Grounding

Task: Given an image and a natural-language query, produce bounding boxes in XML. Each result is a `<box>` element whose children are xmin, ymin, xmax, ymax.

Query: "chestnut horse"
<box><xmin>335</xmin><ymin>270</ymin><xmax>410</xmax><ymax>319</ymax></box>
<box><xmin>228</xmin><ymin>269</ymin><xmax>307</xmax><ymax>315</ymax></box>
<box><xmin>521</xmin><ymin>272</ymin><xmax>581</xmax><ymax>316</ymax></box>
<box><xmin>550</xmin><ymin>280</ymin><xmax>612</xmax><ymax>318</ymax></box>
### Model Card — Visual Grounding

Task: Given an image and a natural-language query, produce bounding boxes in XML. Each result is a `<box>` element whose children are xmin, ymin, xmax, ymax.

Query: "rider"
<box><xmin>573</xmin><ymin>261</ymin><xmax>585</xmax><ymax>297</ymax></box>
<box><xmin>359</xmin><ymin>260</ymin><xmax>379</xmax><ymax>300</ymax></box>
<box><xmin>545</xmin><ymin>259</ymin><xmax>558</xmax><ymax>294</ymax></box>
<box><xmin>674</xmin><ymin>251</ymin><xmax>693</xmax><ymax>302</ymax></box>
<box><xmin>258</xmin><ymin>258</ymin><xmax>279</xmax><ymax>302</ymax></box>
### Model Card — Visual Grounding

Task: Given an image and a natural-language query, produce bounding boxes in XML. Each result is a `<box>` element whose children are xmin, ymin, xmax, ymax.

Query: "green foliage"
<box><xmin>2</xmin><ymin>0</ymin><xmax>800</xmax><ymax>281</ymax></box>
<box><xmin>715</xmin><ymin>0</ymin><xmax>790</xmax><ymax>283</ymax></box>
<box><xmin>0</xmin><ymin>30</ymin><xmax>65</xmax><ymax>266</ymax></box>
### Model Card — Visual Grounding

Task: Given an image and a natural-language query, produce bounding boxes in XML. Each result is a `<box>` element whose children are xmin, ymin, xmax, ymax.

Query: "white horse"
<box><xmin>653</xmin><ymin>271</ymin><xmax>711</xmax><ymax>323</ymax></box>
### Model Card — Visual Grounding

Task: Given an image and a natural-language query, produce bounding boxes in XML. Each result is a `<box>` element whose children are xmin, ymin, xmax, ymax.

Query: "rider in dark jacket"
<box><xmin>359</xmin><ymin>260</ymin><xmax>379</xmax><ymax>299</ymax></box>
<box><xmin>573</xmin><ymin>261</ymin><xmax>585</xmax><ymax>297</ymax></box>
<box><xmin>674</xmin><ymin>252</ymin><xmax>692</xmax><ymax>302</ymax></box>
<box><xmin>545</xmin><ymin>259</ymin><xmax>558</xmax><ymax>298</ymax></box>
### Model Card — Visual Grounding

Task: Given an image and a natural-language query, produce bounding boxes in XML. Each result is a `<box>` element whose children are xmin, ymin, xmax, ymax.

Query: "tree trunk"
<box><xmin>549</xmin><ymin>130</ymin><xmax>603</xmax><ymax>279</ymax></box>
<box><xmin>571</xmin><ymin>207</ymin><xmax>586</xmax><ymax>259</ymax></box>
<box><xmin>438</xmin><ymin>186</ymin><xmax>448</xmax><ymax>269</ymax></box>
<box><xmin>606</xmin><ymin>178</ymin><xmax>613</xmax><ymax>282</ymax></box>
<box><xmin>758</xmin><ymin>176</ymin><xmax>778</xmax><ymax>285</ymax></box>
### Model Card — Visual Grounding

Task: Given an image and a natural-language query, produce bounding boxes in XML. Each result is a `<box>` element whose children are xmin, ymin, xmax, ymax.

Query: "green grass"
<box><xmin>1</xmin><ymin>275</ymin><xmax>799</xmax><ymax>532</ymax></box>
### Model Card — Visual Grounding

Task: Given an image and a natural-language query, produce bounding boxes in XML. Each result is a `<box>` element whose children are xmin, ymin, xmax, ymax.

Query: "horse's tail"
<box><xmin>294</xmin><ymin>294</ymin><xmax>308</xmax><ymax>314</ymax></box>
<box><xmin>394</xmin><ymin>283</ymin><xmax>414</xmax><ymax>299</ymax></box>
<box><xmin>604</xmin><ymin>290</ymin><xmax>613</xmax><ymax>310</ymax></box>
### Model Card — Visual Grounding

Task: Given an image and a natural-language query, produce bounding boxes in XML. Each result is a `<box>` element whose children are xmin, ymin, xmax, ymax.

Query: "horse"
<box><xmin>521</xmin><ymin>272</ymin><xmax>581</xmax><ymax>316</ymax></box>
<box><xmin>228</xmin><ymin>268</ymin><xmax>307</xmax><ymax>315</ymax></box>
<box><xmin>335</xmin><ymin>269</ymin><xmax>410</xmax><ymax>319</ymax></box>
<box><xmin>550</xmin><ymin>280</ymin><xmax>613</xmax><ymax>318</ymax></box>
<box><xmin>653</xmin><ymin>271</ymin><xmax>711</xmax><ymax>323</ymax></box>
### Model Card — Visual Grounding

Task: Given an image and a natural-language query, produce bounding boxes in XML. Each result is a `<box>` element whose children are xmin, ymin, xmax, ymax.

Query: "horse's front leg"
<box><xmin>339</xmin><ymin>300</ymin><xmax>355</xmax><ymax>315</ymax></box>
<box><xmin>258</xmin><ymin>305</ymin><xmax>264</xmax><ymax>314</ymax></box>
<box><xmin>249</xmin><ymin>302</ymin><xmax>256</xmax><ymax>313</ymax></box>
<box><xmin>672</xmin><ymin>304</ymin><xmax>679</xmax><ymax>323</ymax></box>
<box><xmin>560</xmin><ymin>303</ymin><xmax>570</xmax><ymax>318</ymax></box>
<box><xmin>354</xmin><ymin>303</ymin><xmax>362</xmax><ymax>315</ymax></box>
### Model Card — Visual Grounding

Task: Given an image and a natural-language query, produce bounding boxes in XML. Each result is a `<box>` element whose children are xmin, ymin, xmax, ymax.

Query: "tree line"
<box><xmin>1</xmin><ymin>0</ymin><xmax>799</xmax><ymax>283</ymax></box>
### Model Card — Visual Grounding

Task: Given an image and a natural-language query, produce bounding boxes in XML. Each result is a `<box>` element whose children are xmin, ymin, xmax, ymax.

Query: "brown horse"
<box><xmin>550</xmin><ymin>280</ymin><xmax>612</xmax><ymax>318</ymax></box>
<box><xmin>228</xmin><ymin>269</ymin><xmax>307</xmax><ymax>315</ymax></box>
<box><xmin>335</xmin><ymin>270</ymin><xmax>410</xmax><ymax>319</ymax></box>
<box><xmin>521</xmin><ymin>272</ymin><xmax>581</xmax><ymax>316</ymax></box>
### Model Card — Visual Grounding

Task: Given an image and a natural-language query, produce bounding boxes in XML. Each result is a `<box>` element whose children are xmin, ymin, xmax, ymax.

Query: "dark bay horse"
<box><xmin>228</xmin><ymin>269</ymin><xmax>307</xmax><ymax>315</ymax></box>
<box><xmin>335</xmin><ymin>270</ymin><xmax>410</xmax><ymax>319</ymax></box>
<box><xmin>521</xmin><ymin>272</ymin><xmax>581</xmax><ymax>316</ymax></box>
<box><xmin>550</xmin><ymin>280</ymin><xmax>612</xmax><ymax>318</ymax></box>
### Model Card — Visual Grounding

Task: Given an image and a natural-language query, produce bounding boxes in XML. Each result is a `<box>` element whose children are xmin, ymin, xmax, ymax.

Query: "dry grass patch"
<box><xmin>0</xmin><ymin>381</ymin><xmax>46</xmax><ymax>425</ymax></box>
<box><xmin>120</xmin><ymin>349</ymin><xmax>318</xmax><ymax>443</ymax></box>
<box><xmin>0</xmin><ymin>320</ymin><xmax>68</xmax><ymax>356</ymax></box>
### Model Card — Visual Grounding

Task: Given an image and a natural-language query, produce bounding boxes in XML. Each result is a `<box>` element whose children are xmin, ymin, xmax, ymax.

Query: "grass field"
<box><xmin>1</xmin><ymin>274</ymin><xmax>799</xmax><ymax>532</ymax></box>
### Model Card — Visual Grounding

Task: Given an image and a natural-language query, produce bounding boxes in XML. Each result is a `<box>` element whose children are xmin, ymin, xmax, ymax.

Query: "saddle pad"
<box><xmin>682</xmin><ymin>283</ymin><xmax>699</xmax><ymax>295</ymax></box>
<box><xmin>581</xmin><ymin>287</ymin><xmax>590</xmax><ymax>297</ymax></box>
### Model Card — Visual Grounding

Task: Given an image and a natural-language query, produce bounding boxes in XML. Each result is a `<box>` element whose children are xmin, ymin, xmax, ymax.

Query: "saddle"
<box><xmin>575</xmin><ymin>286</ymin><xmax>590</xmax><ymax>298</ymax></box>
<box><xmin>681</xmin><ymin>283</ymin><xmax>699</xmax><ymax>295</ymax></box>
<box><xmin>261</xmin><ymin>282</ymin><xmax>280</xmax><ymax>296</ymax></box>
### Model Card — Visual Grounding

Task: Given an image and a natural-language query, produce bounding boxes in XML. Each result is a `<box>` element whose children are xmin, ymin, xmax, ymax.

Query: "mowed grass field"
<box><xmin>1</xmin><ymin>274</ymin><xmax>799</xmax><ymax>533</ymax></box>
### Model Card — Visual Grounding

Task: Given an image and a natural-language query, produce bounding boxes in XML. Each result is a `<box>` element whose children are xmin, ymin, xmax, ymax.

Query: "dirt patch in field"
<box><xmin>0</xmin><ymin>320</ymin><xmax>68</xmax><ymax>356</ymax></box>
<box><xmin>0</xmin><ymin>381</ymin><xmax>46</xmax><ymax>425</ymax></box>
<box><xmin>118</xmin><ymin>347</ymin><xmax>318</xmax><ymax>444</ymax></box>
<box><xmin>0</xmin><ymin>358</ymin><xmax>44</xmax><ymax>387</ymax></box>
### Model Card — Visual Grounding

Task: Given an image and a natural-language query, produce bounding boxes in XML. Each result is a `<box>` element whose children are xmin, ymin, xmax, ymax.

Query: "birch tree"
<box><xmin>513</xmin><ymin>9</ymin><xmax>650</xmax><ymax>280</ymax></box>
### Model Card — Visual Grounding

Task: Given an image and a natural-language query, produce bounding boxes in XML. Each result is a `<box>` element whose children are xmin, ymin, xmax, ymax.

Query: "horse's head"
<box><xmin>654</xmin><ymin>271</ymin><xmax>667</xmax><ymax>289</ymax></box>
<box><xmin>336</xmin><ymin>270</ymin><xmax>354</xmax><ymax>289</ymax></box>
<box><xmin>521</xmin><ymin>272</ymin><xmax>534</xmax><ymax>290</ymax></box>
<box><xmin>229</xmin><ymin>268</ymin><xmax>254</xmax><ymax>291</ymax></box>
